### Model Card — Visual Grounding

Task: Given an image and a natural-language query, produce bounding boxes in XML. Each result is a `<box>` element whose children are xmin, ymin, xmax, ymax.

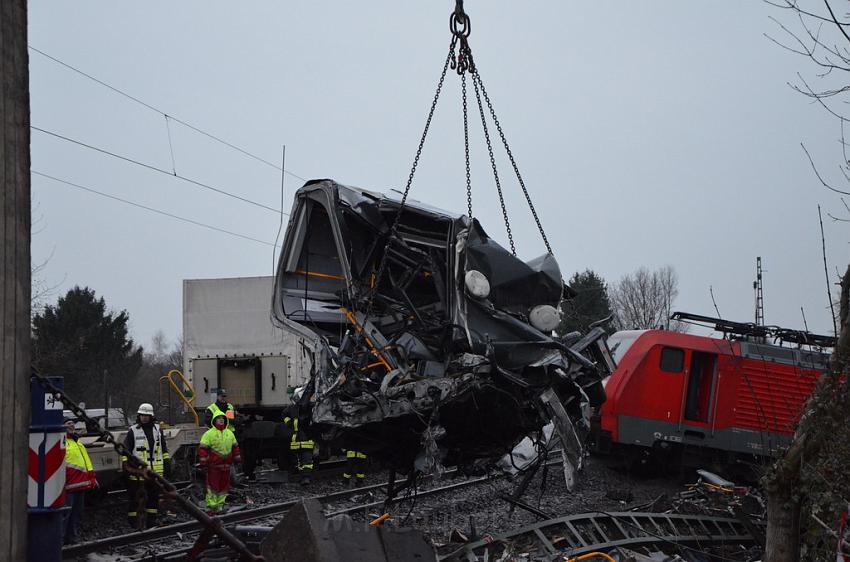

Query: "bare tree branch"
<box><xmin>823</xmin><ymin>0</ymin><xmax>850</xmax><ymax>43</ymax></box>
<box><xmin>802</xmin><ymin>142</ymin><xmax>850</xmax><ymax>194</ymax></box>
<box><xmin>765</xmin><ymin>14</ymin><xmax>850</xmax><ymax>71</ymax></box>
<box><xmin>765</xmin><ymin>0</ymin><xmax>850</xmax><ymax>26</ymax></box>
<box><xmin>791</xmin><ymin>72</ymin><xmax>850</xmax><ymax>103</ymax></box>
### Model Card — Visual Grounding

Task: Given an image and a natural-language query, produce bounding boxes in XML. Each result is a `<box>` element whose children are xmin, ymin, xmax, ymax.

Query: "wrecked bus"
<box><xmin>272</xmin><ymin>179</ymin><xmax>614</xmax><ymax>479</ymax></box>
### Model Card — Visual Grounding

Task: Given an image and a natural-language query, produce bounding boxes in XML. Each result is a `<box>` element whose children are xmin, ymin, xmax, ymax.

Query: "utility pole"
<box><xmin>0</xmin><ymin>0</ymin><xmax>32</xmax><ymax>559</ymax></box>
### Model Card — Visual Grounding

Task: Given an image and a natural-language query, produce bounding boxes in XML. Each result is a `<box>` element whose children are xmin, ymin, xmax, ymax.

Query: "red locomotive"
<box><xmin>590</xmin><ymin>312</ymin><xmax>835</xmax><ymax>472</ymax></box>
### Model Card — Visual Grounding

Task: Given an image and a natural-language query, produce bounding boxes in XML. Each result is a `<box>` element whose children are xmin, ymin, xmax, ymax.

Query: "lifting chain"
<box><xmin>364</xmin><ymin>37</ymin><xmax>457</xmax><ymax>316</ymax></box>
<box><xmin>462</xmin><ymin>72</ymin><xmax>472</xmax><ymax>219</ymax></box>
<box><xmin>471</xmin><ymin>69</ymin><xmax>515</xmax><ymax>255</ymax></box>
<box><xmin>454</xmin><ymin>0</ymin><xmax>475</xmax><ymax>221</ymax></box>
<box><xmin>450</xmin><ymin>0</ymin><xmax>550</xmax><ymax>255</ymax></box>
<box><xmin>450</xmin><ymin>0</ymin><xmax>474</xmax><ymax>76</ymax></box>
<box><xmin>32</xmin><ymin>372</ymin><xmax>141</xmax><ymax>470</ymax></box>
<box><xmin>365</xmin><ymin>0</ymin><xmax>553</xmax><ymax>314</ymax></box>
<box><xmin>472</xmin><ymin>71</ymin><xmax>553</xmax><ymax>255</ymax></box>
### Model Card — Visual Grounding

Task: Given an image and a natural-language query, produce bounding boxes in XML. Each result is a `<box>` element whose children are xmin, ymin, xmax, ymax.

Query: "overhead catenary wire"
<box><xmin>32</xmin><ymin>126</ymin><xmax>286</xmax><ymax>216</ymax></box>
<box><xmin>32</xmin><ymin>170</ymin><xmax>279</xmax><ymax>248</ymax></box>
<box><xmin>28</xmin><ymin>45</ymin><xmax>306</xmax><ymax>182</ymax></box>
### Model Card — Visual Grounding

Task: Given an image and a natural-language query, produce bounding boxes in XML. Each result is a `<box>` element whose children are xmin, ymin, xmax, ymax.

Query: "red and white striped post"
<box><xmin>27</xmin><ymin>376</ymin><xmax>67</xmax><ymax>561</ymax></box>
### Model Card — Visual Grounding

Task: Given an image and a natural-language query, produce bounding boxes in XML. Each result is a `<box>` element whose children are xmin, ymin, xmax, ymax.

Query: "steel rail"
<box><xmin>93</xmin><ymin>458</ymin><xmax>348</xmax><ymax>506</ymax></box>
<box><xmin>128</xmin><ymin>475</ymin><xmax>505</xmax><ymax>562</ymax></box>
<box><xmin>65</xmin><ymin>452</ymin><xmax>567</xmax><ymax>558</ymax></box>
<box><xmin>326</xmin><ymin>473</ymin><xmax>493</xmax><ymax>517</ymax></box>
<box><xmin>63</xmin><ymin>466</ymin><xmax>466</xmax><ymax>558</ymax></box>
<box><xmin>120</xmin><ymin>507</ymin><xmax>759</xmax><ymax>562</ymax></box>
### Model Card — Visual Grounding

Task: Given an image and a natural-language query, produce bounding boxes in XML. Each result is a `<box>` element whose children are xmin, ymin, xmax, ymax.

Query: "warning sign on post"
<box><xmin>44</xmin><ymin>393</ymin><xmax>62</xmax><ymax>410</ymax></box>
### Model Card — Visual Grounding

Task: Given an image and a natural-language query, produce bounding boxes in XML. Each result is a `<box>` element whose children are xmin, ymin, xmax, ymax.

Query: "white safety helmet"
<box><xmin>137</xmin><ymin>403</ymin><xmax>155</xmax><ymax>416</ymax></box>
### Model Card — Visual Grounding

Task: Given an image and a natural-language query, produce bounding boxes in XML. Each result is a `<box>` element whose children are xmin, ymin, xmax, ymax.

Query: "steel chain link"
<box><xmin>365</xmin><ymin>37</ymin><xmax>458</xmax><ymax>316</ymax></box>
<box><xmin>367</xmin><ymin>0</ymin><xmax>555</xmax><ymax>319</ymax></box>
<box><xmin>472</xmin><ymin>71</ymin><xmax>553</xmax><ymax>255</ymax></box>
<box><xmin>32</xmin><ymin>372</ymin><xmax>152</xmax><ymax>475</ymax></box>
<box><xmin>450</xmin><ymin>0</ymin><xmax>474</xmax><ymax>75</ymax></box>
<box><xmin>471</xmin><ymin>71</ymin><xmax>515</xmax><ymax>255</ymax></box>
<box><xmin>462</xmin><ymin>73</ymin><xmax>472</xmax><ymax>219</ymax></box>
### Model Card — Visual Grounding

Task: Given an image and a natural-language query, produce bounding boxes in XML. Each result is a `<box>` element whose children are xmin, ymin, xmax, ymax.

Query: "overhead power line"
<box><xmin>32</xmin><ymin>170</ymin><xmax>279</xmax><ymax>248</ymax></box>
<box><xmin>32</xmin><ymin>125</ymin><xmax>286</xmax><ymax>216</ymax></box>
<box><xmin>28</xmin><ymin>45</ymin><xmax>307</xmax><ymax>182</ymax></box>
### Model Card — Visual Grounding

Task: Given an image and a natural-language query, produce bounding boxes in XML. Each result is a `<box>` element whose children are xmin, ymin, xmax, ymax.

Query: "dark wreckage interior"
<box><xmin>272</xmin><ymin>179</ymin><xmax>614</xmax><ymax>476</ymax></box>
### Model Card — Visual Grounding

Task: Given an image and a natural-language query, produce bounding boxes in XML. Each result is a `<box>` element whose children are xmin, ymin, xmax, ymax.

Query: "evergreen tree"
<box><xmin>32</xmin><ymin>286</ymin><xmax>143</xmax><ymax>411</ymax></box>
<box><xmin>558</xmin><ymin>270</ymin><xmax>613</xmax><ymax>335</ymax></box>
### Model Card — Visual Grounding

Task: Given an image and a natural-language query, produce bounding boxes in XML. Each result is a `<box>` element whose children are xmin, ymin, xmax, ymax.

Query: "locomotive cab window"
<box><xmin>659</xmin><ymin>347</ymin><xmax>685</xmax><ymax>373</ymax></box>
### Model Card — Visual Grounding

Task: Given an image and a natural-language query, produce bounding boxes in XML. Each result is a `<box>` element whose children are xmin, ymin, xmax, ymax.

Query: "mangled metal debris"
<box><xmin>273</xmin><ymin>179</ymin><xmax>614</xmax><ymax>476</ymax></box>
<box><xmin>670</xmin><ymin>470</ymin><xmax>765</xmax><ymax>521</ymax></box>
<box><xmin>439</xmin><ymin>510</ymin><xmax>759</xmax><ymax>561</ymax></box>
<box><xmin>260</xmin><ymin>499</ymin><xmax>435</xmax><ymax>562</ymax></box>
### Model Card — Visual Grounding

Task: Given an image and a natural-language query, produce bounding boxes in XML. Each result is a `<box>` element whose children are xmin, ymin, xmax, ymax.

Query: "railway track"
<box><xmin>126</xmin><ymin>473</ymin><xmax>502</xmax><ymax>562</ymax></box>
<box><xmin>79</xmin><ymin>505</ymin><xmax>761</xmax><ymax>562</ymax></box>
<box><xmin>65</xmin><ymin>451</ymin><xmax>578</xmax><ymax>559</ymax></box>
<box><xmin>65</xmin><ymin>450</ymin><xmax>756</xmax><ymax>562</ymax></box>
<box><xmin>62</xmin><ymin>464</ymin><xmax>491</xmax><ymax>560</ymax></box>
<box><xmin>86</xmin><ymin>458</ymin><xmax>349</xmax><ymax>512</ymax></box>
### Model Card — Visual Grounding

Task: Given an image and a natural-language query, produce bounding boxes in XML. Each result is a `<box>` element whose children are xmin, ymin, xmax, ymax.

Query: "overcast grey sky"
<box><xmin>28</xmin><ymin>1</ymin><xmax>847</xmax><ymax>348</ymax></box>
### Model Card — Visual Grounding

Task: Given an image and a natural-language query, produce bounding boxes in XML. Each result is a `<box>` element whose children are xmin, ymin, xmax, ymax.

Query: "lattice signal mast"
<box><xmin>753</xmin><ymin>257</ymin><xmax>764</xmax><ymax>327</ymax></box>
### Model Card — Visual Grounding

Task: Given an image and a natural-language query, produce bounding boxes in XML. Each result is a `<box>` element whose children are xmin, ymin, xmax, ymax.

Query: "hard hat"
<box><xmin>215</xmin><ymin>388</ymin><xmax>228</xmax><ymax>397</ymax></box>
<box><xmin>137</xmin><ymin>403</ymin><xmax>155</xmax><ymax>416</ymax></box>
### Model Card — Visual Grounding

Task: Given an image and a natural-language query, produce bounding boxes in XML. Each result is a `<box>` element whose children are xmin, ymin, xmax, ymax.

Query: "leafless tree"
<box><xmin>30</xmin><ymin>205</ymin><xmax>64</xmax><ymax>317</ymax></box>
<box><xmin>765</xmin><ymin>0</ymin><xmax>850</xmax><ymax>220</ymax></box>
<box><xmin>145</xmin><ymin>330</ymin><xmax>183</xmax><ymax>371</ymax></box>
<box><xmin>608</xmin><ymin>265</ymin><xmax>685</xmax><ymax>331</ymax></box>
<box><xmin>764</xmin><ymin>3</ymin><xmax>850</xmax><ymax>560</ymax></box>
<box><xmin>139</xmin><ymin>331</ymin><xmax>188</xmax><ymax>424</ymax></box>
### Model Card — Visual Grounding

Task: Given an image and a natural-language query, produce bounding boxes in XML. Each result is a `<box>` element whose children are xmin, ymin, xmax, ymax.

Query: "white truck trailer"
<box><xmin>183</xmin><ymin>276</ymin><xmax>313</xmax><ymax>472</ymax></box>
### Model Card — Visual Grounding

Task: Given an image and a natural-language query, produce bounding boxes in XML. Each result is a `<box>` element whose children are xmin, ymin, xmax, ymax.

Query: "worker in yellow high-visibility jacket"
<box><xmin>283</xmin><ymin>405</ymin><xmax>313</xmax><ymax>485</ymax></box>
<box><xmin>121</xmin><ymin>403</ymin><xmax>171</xmax><ymax>529</ymax></box>
<box><xmin>63</xmin><ymin>419</ymin><xmax>98</xmax><ymax>545</ymax></box>
<box><xmin>198</xmin><ymin>413</ymin><xmax>241</xmax><ymax>514</ymax></box>
<box><xmin>204</xmin><ymin>389</ymin><xmax>236</xmax><ymax>429</ymax></box>
<box><xmin>343</xmin><ymin>449</ymin><xmax>368</xmax><ymax>488</ymax></box>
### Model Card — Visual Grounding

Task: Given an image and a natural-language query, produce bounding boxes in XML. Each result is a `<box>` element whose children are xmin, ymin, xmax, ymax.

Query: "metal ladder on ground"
<box><xmin>158</xmin><ymin>369</ymin><xmax>200</xmax><ymax>426</ymax></box>
<box><xmin>443</xmin><ymin>511</ymin><xmax>758</xmax><ymax>561</ymax></box>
